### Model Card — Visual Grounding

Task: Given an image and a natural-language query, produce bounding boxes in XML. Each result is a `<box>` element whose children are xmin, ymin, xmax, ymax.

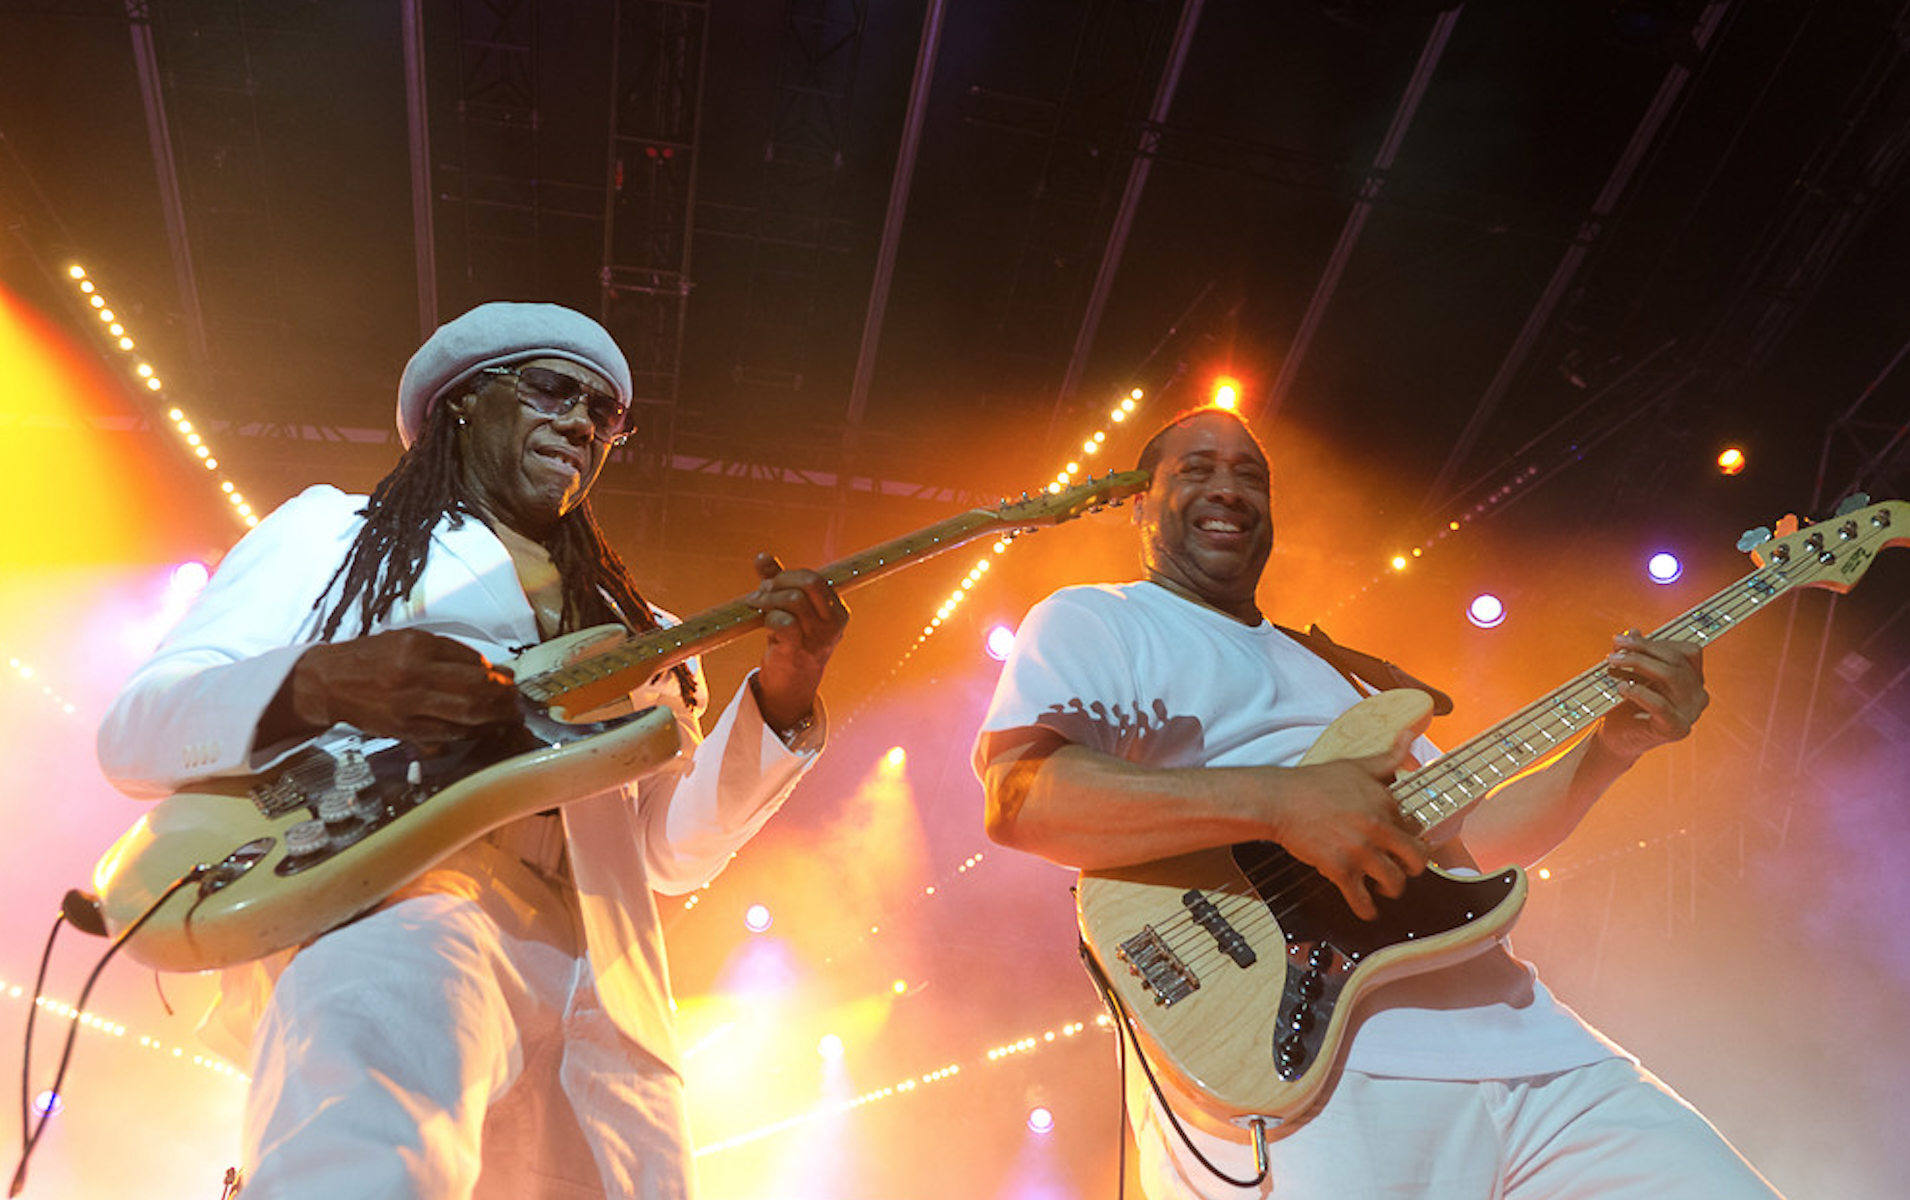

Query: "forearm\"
<box><xmin>749</xmin><ymin>667</ymin><xmax>822</xmax><ymax>738</ymax></box>
<box><xmin>982</xmin><ymin>726</ymin><xmax>1432</xmax><ymax>919</ymax></box>
<box><xmin>984</xmin><ymin>741</ymin><xmax>1290</xmax><ymax>870</ymax></box>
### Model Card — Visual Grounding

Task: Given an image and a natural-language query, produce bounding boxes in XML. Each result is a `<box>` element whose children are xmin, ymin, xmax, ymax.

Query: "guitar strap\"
<box><xmin>1273</xmin><ymin>622</ymin><xmax>1455</xmax><ymax>718</ymax></box>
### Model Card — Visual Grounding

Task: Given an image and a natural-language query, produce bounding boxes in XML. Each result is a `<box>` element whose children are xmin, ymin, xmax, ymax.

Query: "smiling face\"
<box><xmin>449</xmin><ymin>356</ymin><xmax>613</xmax><ymax>540</ymax></box>
<box><xmin>1136</xmin><ymin>411</ymin><xmax>1274</xmax><ymax>622</ymax></box>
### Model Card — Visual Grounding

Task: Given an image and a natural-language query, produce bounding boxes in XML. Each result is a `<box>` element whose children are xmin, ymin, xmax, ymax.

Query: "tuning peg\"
<box><xmin>1835</xmin><ymin>492</ymin><xmax>1873</xmax><ymax>517</ymax></box>
<box><xmin>1736</xmin><ymin>526</ymin><xmax>1773</xmax><ymax>553</ymax></box>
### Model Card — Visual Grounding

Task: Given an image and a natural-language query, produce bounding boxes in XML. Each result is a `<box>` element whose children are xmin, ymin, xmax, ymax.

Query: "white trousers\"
<box><xmin>237</xmin><ymin>841</ymin><xmax>692</xmax><ymax>1200</ymax></box>
<box><xmin>1139</xmin><ymin>1058</ymin><xmax>1785</xmax><ymax>1200</ymax></box>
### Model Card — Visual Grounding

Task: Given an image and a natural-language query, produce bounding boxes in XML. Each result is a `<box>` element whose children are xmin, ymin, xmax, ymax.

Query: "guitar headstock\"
<box><xmin>988</xmin><ymin>469</ymin><xmax>1152</xmax><ymax>530</ymax></box>
<box><xmin>1738</xmin><ymin>494</ymin><xmax>1910</xmax><ymax>596</ymax></box>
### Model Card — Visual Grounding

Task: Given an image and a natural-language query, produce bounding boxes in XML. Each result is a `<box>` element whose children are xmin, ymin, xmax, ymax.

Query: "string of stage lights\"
<box><xmin>63</xmin><ymin>265</ymin><xmax>260</xmax><ymax>530</ymax></box>
<box><xmin>879</xmin><ymin>384</ymin><xmax>1158</xmax><ymax>683</ymax></box>
<box><xmin>0</xmin><ymin>974</ymin><xmax>249</xmax><ymax>1086</ymax></box>
<box><xmin>6</xmin><ymin>654</ymin><xmax>79</xmax><ymax>716</ymax></box>
<box><xmin>1318</xmin><ymin>460</ymin><xmax>1547</xmax><ymax>621</ymax></box>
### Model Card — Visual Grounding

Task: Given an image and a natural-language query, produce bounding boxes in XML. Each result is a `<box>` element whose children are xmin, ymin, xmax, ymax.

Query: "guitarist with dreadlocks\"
<box><xmin>97</xmin><ymin>302</ymin><xmax>850</xmax><ymax>1199</ymax></box>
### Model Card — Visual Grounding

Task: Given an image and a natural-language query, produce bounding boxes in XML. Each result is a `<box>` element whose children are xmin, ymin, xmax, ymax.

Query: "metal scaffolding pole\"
<box><xmin>1049</xmin><ymin>0</ymin><xmax>1206</xmax><ymax>429</ymax></box>
<box><xmin>402</xmin><ymin>0</ymin><xmax>438</xmax><ymax>339</ymax></box>
<box><xmin>125</xmin><ymin>0</ymin><xmax>208</xmax><ymax>364</ymax></box>
<box><xmin>1261</xmin><ymin>3</ymin><xmax>1463</xmax><ymax>424</ymax></box>
<box><xmin>1420</xmin><ymin>1</ymin><xmax>1731</xmax><ymax>517</ymax></box>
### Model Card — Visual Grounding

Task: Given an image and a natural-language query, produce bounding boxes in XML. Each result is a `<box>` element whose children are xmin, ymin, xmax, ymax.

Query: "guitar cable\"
<box><xmin>9</xmin><ymin>866</ymin><xmax>211</xmax><ymax>1198</ymax></box>
<box><xmin>1076</xmin><ymin>936</ymin><xmax>1271</xmax><ymax>1193</ymax></box>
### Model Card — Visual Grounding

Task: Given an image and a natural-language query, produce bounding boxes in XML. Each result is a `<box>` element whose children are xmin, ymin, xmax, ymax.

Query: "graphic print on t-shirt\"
<box><xmin>1042</xmin><ymin>695</ymin><xmax>1207</xmax><ymax>764</ymax></box>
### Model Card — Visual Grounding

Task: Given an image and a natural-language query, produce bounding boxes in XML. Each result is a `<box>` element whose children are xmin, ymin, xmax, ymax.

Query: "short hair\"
<box><xmin>1134</xmin><ymin>406</ymin><xmax>1263</xmax><ymax>474</ymax></box>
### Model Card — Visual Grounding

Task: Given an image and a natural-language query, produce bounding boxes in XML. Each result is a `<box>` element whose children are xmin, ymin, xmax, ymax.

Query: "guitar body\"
<box><xmin>94</xmin><ymin>668</ymin><xmax>682</xmax><ymax>973</ymax></box>
<box><xmin>1076</xmin><ymin>689</ymin><xmax>1527</xmax><ymax>1124</ymax></box>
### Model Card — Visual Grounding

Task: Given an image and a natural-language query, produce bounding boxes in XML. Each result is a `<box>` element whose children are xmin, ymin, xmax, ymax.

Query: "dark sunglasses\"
<box><xmin>480</xmin><ymin>365</ymin><xmax>632</xmax><ymax>447</ymax></box>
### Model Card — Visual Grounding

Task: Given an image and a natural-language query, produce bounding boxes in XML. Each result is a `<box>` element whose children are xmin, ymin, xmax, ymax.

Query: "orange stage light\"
<box><xmin>1210</xmin><ymin>376</ymin><xmax>1241</xmax><ymax>410</ymax></box>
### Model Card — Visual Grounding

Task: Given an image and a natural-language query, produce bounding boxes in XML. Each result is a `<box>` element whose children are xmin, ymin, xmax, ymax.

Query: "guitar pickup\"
<box><xmin>1182</xmin><ymin>888</ymin><xmax>1257</xmax><ymax>968</ymax></box>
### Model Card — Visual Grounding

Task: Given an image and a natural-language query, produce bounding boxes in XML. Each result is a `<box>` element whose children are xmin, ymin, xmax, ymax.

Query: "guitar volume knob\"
<box><xmin>283</xmin><ymin>819</ymin><xmax>328</xmax><ymax>860</ymax></box>
<box><xmin>352</xmin><ymin>786</ymin><xmax>387</xmax><ymax>822</ymax></box>
<box><xmin>333</xmin><ymin>747</ymin><xmax>375</xmax><ymax>793</ymax></box>
<box><xmin>316</xmin><ymin>791</ymin><xmax>357</xmax><ymax>828</ymax></box>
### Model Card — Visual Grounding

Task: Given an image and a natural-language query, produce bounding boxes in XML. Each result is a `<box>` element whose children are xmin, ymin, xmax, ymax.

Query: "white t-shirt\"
<box><xmin>974</xmin><ymin>582</ymin><xmax>1624</xmax><ymax>1124</ymax></box>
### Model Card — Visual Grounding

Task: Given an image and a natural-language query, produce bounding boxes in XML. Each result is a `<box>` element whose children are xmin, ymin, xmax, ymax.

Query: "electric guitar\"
<box><xmin>1076</xmin><ymin>495</ymin><xmax>1907</xmax><ymax>1126</ymax></box>
<box><xmin>96</xmin><ymin>470</ymin><xmax>1149</xmax><ymax>973</ymax></box>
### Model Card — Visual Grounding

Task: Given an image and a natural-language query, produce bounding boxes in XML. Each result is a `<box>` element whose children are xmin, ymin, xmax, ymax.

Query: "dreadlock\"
<box><xmin>311</xmin><ymin>382</ymin><xmax>698</xmax><ymax>709</ymax></box>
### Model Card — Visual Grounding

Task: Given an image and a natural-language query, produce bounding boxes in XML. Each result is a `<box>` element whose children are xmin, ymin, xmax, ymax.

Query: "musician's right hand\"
<box><xmin>1259</xmin><ymin>741</ymin><xmax>1430</xmax><ymax>923</ymax></box>
<box><xmin>258</xmin><ymin>628</ymin><xmax>520</xmax><ymax>748</ymax></box>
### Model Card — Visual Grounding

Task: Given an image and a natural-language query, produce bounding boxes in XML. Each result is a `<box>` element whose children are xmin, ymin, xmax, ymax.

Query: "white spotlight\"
<box><xmin>984</xmin><ymin>624</ymin><xmax>1016</xmax><ymax>661</ymax></box>
<box><xmin>170</xmin><ymin>560</ymin><xmax>211</xmax><ymax>597</ymax></box>
<box><xmin>1466</xmin><ymin>593</ymin><xmax>1507</xmax><ymax>630</ymax></box>
<box><xmin>1646</xmin><ymin>551</ymin><xmax>1683</xmax><ymax>585</ymax></box>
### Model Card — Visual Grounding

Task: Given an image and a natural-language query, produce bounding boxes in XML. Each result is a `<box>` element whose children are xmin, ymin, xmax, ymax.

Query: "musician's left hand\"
<box><xmin>1596</xmin><ymin>629</ymin><xmax>1708</xmax><ymax>762</ymax></box>
<box><xmin>746</xmin><ymin>552</ymin><xmax>849</xmax><ymax>734</ymax></box>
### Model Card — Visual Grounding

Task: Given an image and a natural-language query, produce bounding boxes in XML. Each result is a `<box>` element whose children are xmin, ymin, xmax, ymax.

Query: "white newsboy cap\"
<box><xmin>395</xmin><ymin>301</ymin><xmax>634</xmax><ymax>447</ymax></box>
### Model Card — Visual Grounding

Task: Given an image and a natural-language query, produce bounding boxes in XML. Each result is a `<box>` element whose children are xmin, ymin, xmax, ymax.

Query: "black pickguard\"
<box><xmin>1228</xmin><ymin>841</ymin><xmax>1519</xmax><ymax>1080</ymax></box>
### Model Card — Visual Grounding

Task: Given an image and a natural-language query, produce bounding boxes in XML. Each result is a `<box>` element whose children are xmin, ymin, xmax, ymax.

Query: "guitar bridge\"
<box><xmin>1117</xmin><ymin>925</ymin><xmax>1199</xmax><ymax>1006</ymax></box>
<box><xmin>251</xmin><ymin>775</ymin><xmax>311</xmax><ymax>817</ymax></box>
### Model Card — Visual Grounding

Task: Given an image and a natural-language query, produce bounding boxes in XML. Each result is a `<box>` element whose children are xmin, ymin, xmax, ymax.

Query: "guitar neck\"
<box><xmin>517</xmin><ymin>471</ymin><xmax>1151</xmax><ymax>718</ymax></box>
<box><xmin>1392</xmin><ymin>499</ymin><xmax>1906</xmax><ymax>837</ymax></box>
